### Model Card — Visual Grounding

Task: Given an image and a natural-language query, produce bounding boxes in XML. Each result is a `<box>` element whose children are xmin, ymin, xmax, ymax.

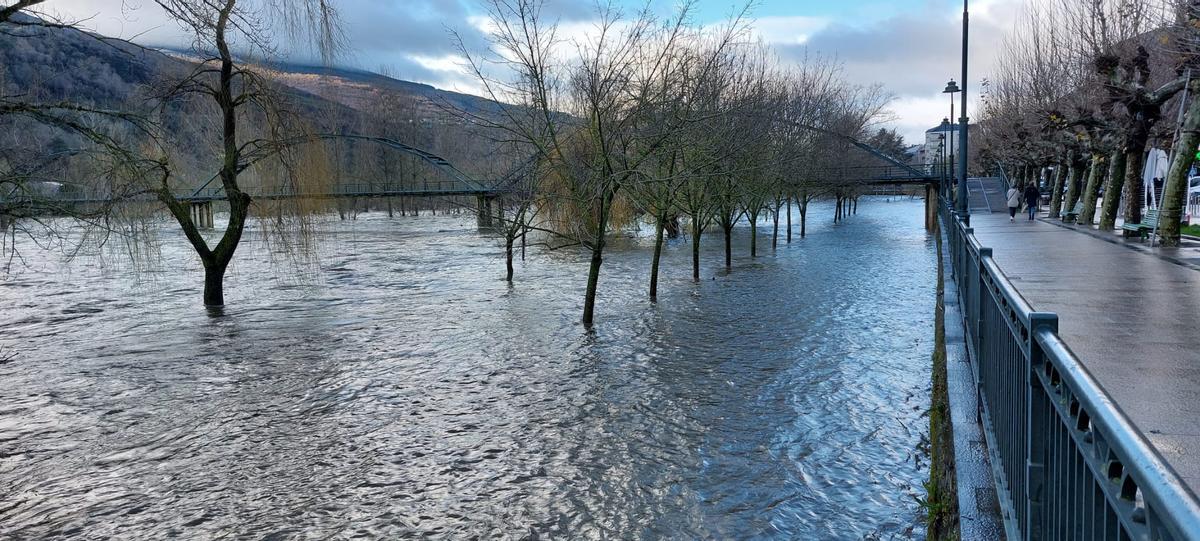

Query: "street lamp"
<box><xmin>943</xmin><ymin>80</ymin><xmax>961</xmax><ymax>204</ymax></box>
<box><xmin>956</xmin><ymin>0</ymin><xmax>970</xmax><ymax>220</ymax></box>
<box><xmin>938</xmin><ymin>133</ymin><xmax>947</xmax><ymax>204</ymax></box>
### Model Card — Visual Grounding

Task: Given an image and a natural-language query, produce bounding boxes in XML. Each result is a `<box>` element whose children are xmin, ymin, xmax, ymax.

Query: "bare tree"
<box><xmin>149</xmin><ymin>0</ymin><xmax>340</xmax><ymax>306</ymax></box>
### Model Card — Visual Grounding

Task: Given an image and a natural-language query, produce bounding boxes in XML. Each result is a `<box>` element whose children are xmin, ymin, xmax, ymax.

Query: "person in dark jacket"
<box><xmin>1023</xmin><ymin>183</ymin><xmax>1041</xmax><ymax>220</ymax></box>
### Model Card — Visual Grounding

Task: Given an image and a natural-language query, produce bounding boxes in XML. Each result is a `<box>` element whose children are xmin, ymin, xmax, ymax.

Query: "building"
<box><xmin>924</xmin><ymin>118</ymin><xmax>959</xmax><ymax>170</ymax></box>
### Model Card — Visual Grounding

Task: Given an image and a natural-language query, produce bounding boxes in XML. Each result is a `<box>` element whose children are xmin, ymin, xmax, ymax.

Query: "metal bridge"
<box><xmin>4</xmin><ymin>133</ymin><xmax>940</xmax><ymax>227</ymax></box>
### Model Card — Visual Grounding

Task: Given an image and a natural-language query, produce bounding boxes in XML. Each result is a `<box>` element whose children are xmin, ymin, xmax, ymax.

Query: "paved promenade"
<box><xmin>967</xmin><ymin>211</ymin><xmax>1200</xmax><ymax>496</ymax></box>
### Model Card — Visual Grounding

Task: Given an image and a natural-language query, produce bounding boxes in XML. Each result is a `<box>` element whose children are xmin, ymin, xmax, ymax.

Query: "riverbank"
<box><xmin>935</xmin><ymin>216</ymin><xmax>1006</xmax><ymax>540</ymax></box>
<box><xmin>925</xmin><ymin>221</ymin><xmax>958</xmax><ymax>538</ymax></box>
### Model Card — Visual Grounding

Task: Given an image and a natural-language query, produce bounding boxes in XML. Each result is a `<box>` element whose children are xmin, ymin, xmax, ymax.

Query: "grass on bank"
<box><xmin>922</xmin><ymin>219</ymin><xmax>960</xmax><ymax>540</ymax></box>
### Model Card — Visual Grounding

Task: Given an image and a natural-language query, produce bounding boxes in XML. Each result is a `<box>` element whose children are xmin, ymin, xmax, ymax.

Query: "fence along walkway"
<box><xmin>942</xmin><ymin>205</ymin><xmax>1200</xmax><ymax>540</ymax></box>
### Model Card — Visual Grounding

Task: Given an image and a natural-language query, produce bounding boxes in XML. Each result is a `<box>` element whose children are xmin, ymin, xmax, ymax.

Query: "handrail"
<box><xmin>1036</xmin><ymin>328</ymin><xmax>1200</xmax><ymax>539</ymax></box>
<box><xmin>944</xmin><ymin>205</ymin><xmax>1200</xmax><ymax>540</ymax></box>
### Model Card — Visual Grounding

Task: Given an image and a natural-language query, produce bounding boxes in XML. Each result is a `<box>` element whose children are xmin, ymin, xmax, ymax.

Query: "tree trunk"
<box><xmin>505</xmin><ymin>235</ymin><xmax>514</xmax><ymax>282</ymax></box>
<box><xmin>1121</xmin><ymin>143</ymin><xmax>1147</xmax><ymax>232</ymax></box>
<box><xmin>799</xmin><ymin>201</ymin><xmax>808</xmax><ymax>238</ymax></box>
<box><xmin>786</xmin><ymin>197</ymin><xmax>792</xmax><ymax>243</ymax></box>
<box><xmin>1098</xmin><ymin>148</ymin><xmax>1128</xmax><ymax>230</ymax></box>
<box><xmin>1159</xmin><ymin>79</ymin><xmax>1200</xmax><ymax>246</ymax></box>
<box><xmin>691</xmin><ymin>218</ymin><xmax>702</xmax><ymax>282</ymax></box>
<box><xmin>749</xmin><ymin>211</ymin><xmax>758</xmax><ymax>257</ymax></box>
<box><xmin>1049</xmin><ymin>162</ymin><xmax>1068</xmax><ymax>218</ymax></box>
<box><xmin>581</xmin><ymin>191</ymin><xmax>613</xmax><ymax>328</ymax></box>
<box><xmin>1062</xmin><ymin>161</ymin><xmax>1084</xmax><ymax>220</ymax></box>
<box><xmin>649</xmin><ymin>212</ymin><xmax>665</xmax><ymax>301</ymax></box>
<box><xmin>1080</xmin><ymin>153</ymin><xmax>1107</xmax><ymax>225</ymax></box>
<box><xmin>852</xmin><ymin>196</ymin><xmax>858</xmax><ymax>215</ymax></box>
<box><xmin>772</xmin><ymin>208</ymin><xmax>779</xmax><ymax>250</ymax></box>
<box><xmin>203</xmin><ymin>261</ymin><xmax>227</xmax><ymax>306</ymax></box>
<box><xmin>723</xmin><ymin>223</ymin><xmax>732</xmax><ymax>268</ymax></box>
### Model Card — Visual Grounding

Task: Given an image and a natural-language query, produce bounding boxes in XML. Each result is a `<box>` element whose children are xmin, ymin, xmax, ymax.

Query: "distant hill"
<box><xmin>0</xmin><ymin>12</ymin><xmax>502</xmax><ymax>120</ymax></box>
<box><xmin>256</xmin><ymin>61</ymin><xmax>501</xmax><ymax>117</ymax></box>
<box><xmin>0</xmin><ymin>15</ymin><xmax>509</xmax><ymax>183</ymax></box>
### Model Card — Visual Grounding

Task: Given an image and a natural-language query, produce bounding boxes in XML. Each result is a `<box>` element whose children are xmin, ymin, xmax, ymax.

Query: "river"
<box><xmin>0</xmin><ymin>198</ymin><xmax>937</xmax><ymax>539</ymax></box>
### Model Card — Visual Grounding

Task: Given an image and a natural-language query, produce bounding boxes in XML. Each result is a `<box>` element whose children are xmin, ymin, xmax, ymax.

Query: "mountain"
<box><xmin>0</xmin><ymin>15</ymin><xmax>507</xmax><ymax>184</ymax></box>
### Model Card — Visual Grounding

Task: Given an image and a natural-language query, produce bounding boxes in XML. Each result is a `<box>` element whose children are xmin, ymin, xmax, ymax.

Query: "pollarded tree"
<box><xmin>1156</xmin><ymin>2</ymin><xmax>1200</xmax><ymax>246</ymax></box>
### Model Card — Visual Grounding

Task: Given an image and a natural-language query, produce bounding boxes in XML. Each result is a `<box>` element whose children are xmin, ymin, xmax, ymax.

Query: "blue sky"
<box><xmin>48</xmin><ymin>0</ymin><xmax>1023</xmax><ymax>143</ymax></box>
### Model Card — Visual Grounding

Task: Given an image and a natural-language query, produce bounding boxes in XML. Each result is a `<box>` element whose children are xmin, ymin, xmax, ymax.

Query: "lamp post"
<box><xmin>943</xmin><ymin>80</ymin><xmax>961</xmax><ymax>205</ymax></box>
<box><xmin>938</xmin><ymin>133</ymin><xmax>947</xmax><ymax>204</ymax></box>
<box><xmin>956</xmin><ymin>0</ymin><xmax>970</xmax><ymax>220</ymax></box>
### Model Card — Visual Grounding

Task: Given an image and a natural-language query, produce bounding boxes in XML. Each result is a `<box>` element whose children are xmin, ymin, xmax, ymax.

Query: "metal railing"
<box><xmin>940</xmin><ymin>201</ymin><xmax>1200</xmax><ymax>541</ymax></box>
<box><xmin>184</xmin><ymin>180</ymin><xmax>497</xmax><ymax>201</ymax></box>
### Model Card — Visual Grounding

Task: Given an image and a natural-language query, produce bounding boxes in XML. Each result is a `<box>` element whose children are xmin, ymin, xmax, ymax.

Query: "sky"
<box><xmin>44</xmin><ymin>0</ymin><xmax>1027</xmax><ymax>144</ymax></box>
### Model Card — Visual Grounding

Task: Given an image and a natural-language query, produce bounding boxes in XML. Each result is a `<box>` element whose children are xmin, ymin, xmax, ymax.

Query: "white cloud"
<box><xmin>748</xmin><ymin>15</ymin><xmax>830</xmax><ymax>45</ymax></box>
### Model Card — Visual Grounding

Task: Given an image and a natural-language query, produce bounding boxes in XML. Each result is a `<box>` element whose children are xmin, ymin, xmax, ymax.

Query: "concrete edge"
<box><xmin>939</xmin><ymin>222</ymin><xmax>1006</xmax><ymax>540</ymax></box>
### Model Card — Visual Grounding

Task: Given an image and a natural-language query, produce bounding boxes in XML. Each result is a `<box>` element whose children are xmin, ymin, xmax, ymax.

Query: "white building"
<box><xmin>923</xmin><ymin>118</ymin><xmax>960</xmax><ymax>169</ymax></box>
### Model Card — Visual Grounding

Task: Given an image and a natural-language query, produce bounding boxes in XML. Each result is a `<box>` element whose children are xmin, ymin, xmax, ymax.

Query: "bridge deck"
<box><xmin>967</xmin><ymin>211</ymin><xmax>1200</xmax><ymax>497</ymax></box>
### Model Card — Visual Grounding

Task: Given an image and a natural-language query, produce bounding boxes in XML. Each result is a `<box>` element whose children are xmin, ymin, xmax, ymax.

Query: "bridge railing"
<box><xmin>184</xmin><ymin>180</ymin><xmax>495</xmax><ymax>201</ymax></box>
<box><xmin>941</xmin><ymin>203</ymin><xmax>1200</xmax><ymax>541</ymax></box>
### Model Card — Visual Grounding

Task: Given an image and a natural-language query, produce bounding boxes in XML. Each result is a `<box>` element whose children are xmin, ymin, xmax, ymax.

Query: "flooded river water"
<box><xmin>0</xmin><ymin>198</ymin><xmax>937</xmax><ymax>539</ymax></box>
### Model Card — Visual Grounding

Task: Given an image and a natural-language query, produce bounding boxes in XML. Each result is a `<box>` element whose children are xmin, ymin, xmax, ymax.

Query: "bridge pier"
<box><xmin>190</xmin><ymin>201</ymin><xmax>214</xmax><ymax>229</ymax></box>
<box><xmin>477</xmin><ymin>195</ymin><xmax>493</xmax><ymax>228</ymax></box>
<box><xmin>925</xmin><ymin>183</ymin><xmax>937</xmax><ymax>232</ymax></box>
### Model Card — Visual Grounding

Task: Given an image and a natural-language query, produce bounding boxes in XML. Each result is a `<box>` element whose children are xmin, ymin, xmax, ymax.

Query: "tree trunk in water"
<box><xmin>387</xmin><ymin>198</ymin><xmax>394</xmax><ymax>218</ymax></box>
<box><xmin>581</xmin><ymin>192</ymin><xmax>613</xmax><ymax>328</ymax></box>
<box><xmin>771</xmin><ymin>209</ymin><xmax>779</xmax><ymax>250</ymax></box>
<box><xmin>691</xmin><ymin>219</ymin><xmax>702</xmax><ymax>282</ymax></box>
<box><xmin>649</xmin><ymin>214</ymin><xmax>665</xmax><ymax>301</ymax></box>
<box><xmin>723</xmin><ymin>223</ymin><xmax>732</xmax><ymax>269</ymax></box>
<box><xmin>799</xmin><ymin>203</ymin><xmax>807</xmax><ymax>238</ymax></box>
<box><xmin>203</xmin><ymin>262</ymin><xmax>227</xmax><ymax>306</ymax></box>
<box><xmin>1159</xmin><ymin>78</ymin><xmax>1200</xmax><ymax>246</ymax></box>
<box><xmin>505</xmin><ymin>235</ymin><xmax>514</xmax><ymax>282</ymax></box>
<box><xmin>1049</xmin><ymin>163</ymin><xmax>1068</xmax><ymax>218</ymax></box>
<box><xmin>786</xmin><ymin>197</ymin><xmax>792</xmax><ymax>243</ymax></box>
<box><xmin>521</xmin><ymin>227</ymin><xmax>526</xmax><ymax>261</ymax></box>
<box><xmin>1098</xmin><ymin>148</ymin><xmax>1128</xmax><ymax>230</ymax></box>
<box><xmin>749</xmin><ymin>212</ymin><xmax>758</xmax><ymax>257</ymax></box>
<box><xmin>1080</xmin><ymin>154</ymin><xmax>1107</xmax><ymax>225</ymax></box>
<box><xmin>1121</xmin><ymin>144</ymin><xmax>1147</xmax><ymax>230</ymax></box>
<box><xmin>852</xmin><ymin>197</ymin><xmax>858</xmax><ymax>215</ymax></box>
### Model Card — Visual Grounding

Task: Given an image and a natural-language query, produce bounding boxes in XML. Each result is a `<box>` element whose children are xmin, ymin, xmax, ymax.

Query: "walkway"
<box><xmin>966</xmin><ymin>211</ymin><xmax>1200</xmax><ymax>496</ymax></box>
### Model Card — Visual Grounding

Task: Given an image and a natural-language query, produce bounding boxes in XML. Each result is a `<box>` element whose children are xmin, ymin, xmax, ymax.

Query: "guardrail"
<box><xmin>940</xmin><ymin>201</ymin><xmax>1200</xmax><ymax>541</ymax></box>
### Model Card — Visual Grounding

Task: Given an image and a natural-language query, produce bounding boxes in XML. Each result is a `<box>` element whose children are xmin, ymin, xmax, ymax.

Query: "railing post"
<box><xmin>973</xmin><ymin>245</ymin><xmax>990</xmax><ymax>382</ymax></box>
<box><xmin>1026</xmin><ymin>312</ymin><xmax>1058</xmax><ymax>541</ymax></box>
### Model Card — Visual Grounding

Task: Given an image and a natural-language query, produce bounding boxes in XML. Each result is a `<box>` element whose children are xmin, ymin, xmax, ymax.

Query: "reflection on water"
<box><xmin>0</xmin><ymin>198</ymin><xmax>936</xmax><ymax>539</ymax></box>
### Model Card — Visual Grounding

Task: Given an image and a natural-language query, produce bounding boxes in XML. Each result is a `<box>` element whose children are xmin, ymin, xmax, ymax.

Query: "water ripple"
<box><xmin>0</xmin><ymin>199</ymin><xmax>935</xmax><ymax>539</ymax></box>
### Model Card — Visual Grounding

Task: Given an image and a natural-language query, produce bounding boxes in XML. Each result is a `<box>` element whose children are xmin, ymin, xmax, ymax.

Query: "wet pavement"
<box><xmin>967</xmin><ymin>211</ymin><xmax>1200</xmax><ymax>497</ymax></box>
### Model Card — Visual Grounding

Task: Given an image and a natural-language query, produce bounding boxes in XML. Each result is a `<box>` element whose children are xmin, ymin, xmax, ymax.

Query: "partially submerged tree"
<box><xmin>151</xmin><ymin>0</ymin><xmax>341</xmax><ymax>306</ymax></box>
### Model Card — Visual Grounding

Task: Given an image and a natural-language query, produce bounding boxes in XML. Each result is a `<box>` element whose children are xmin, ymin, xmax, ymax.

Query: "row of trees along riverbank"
<box><xmin>976</xmin><ymin>0</ymin><xmax>1200</xmax><ymax>245</ymax></box>
<box><xmin>1</xmin><ymin>0</ymin><xmax>899</xmax><ymax>328</ymax></box>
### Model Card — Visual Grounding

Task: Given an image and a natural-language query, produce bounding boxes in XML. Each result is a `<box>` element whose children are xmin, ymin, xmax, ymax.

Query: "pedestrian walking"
<box><xmin>1024</xmin><ymin>183</ymin><xmax>1041</xmax><ymax>221</ymax></box>
<box><xmin>1006</xmin><ymin>185</ymin><xmax>1021</xmax><ymax>222</ymax></box>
